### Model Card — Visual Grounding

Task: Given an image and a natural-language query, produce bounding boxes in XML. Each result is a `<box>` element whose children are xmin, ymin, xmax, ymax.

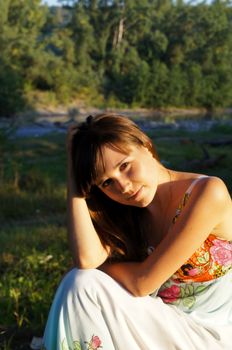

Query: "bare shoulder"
<box><xmin>177</xmin><ymin>176</ymin><xmax>232</xmax><ymax>240</ymax></box>
<box><xmin>196</xmin><ymin>176</ymin><xmax>231</xmax><ymax>210</ymax></box>
<box><xmin>199</xmin><ymin>176</ymin><xmax>230</xmax><ymax>196</ymax></box>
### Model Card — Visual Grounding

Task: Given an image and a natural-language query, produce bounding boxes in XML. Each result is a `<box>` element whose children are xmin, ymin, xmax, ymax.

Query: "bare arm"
<box><xmin>67</xmin><ymin>128</ymin><xmax>109</xmax><ymax>268</ymax></box>
<box><xmin>99</xmin><ymin>177</ymin><xmax>231</xmax><ymax>296</ymax></box>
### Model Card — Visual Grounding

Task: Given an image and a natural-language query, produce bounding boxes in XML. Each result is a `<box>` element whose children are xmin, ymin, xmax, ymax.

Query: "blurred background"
<box><xmin>0</xmin><ymin>0</ymin><xmax>232</xmax><ymax>349</ymax></box>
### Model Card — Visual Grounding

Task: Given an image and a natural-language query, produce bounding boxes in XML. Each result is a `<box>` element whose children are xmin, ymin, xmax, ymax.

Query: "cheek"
<box><xmin>134</xmin><ymin>159</ymin><xmax>152</xmax><ymax>180</ymax></box>
<box><xmin>142</xmin><ymin>157</ymin><xmax>157</xmax><ymax>184</ymax></box>
<box><xmin>100</xmin><ymin>187</ymin><xmax>119</xmax><ymax>200</ymax></box>
<box><xmin>100</xmin><ymin>190</ymin><xmax>127</xmax><ymax>205</ymax></box>
<box><xmin>130</xmin><ymin>162</ymin><xmax>144</xmax><ymax>180</ymax></box>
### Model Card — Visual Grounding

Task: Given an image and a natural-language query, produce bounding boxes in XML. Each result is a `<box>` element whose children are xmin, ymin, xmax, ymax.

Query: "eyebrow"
<box><xmin>97</xmin><ymin>155</ymin><xmax>128</xmax><ymax>186</ymax></box>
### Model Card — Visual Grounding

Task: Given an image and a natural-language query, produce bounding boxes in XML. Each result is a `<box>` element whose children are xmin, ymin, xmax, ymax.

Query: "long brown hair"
<box><xmin>71</xmin><ymin>113</ymin><xmax>159</xmax><ymax>262</ymax></box>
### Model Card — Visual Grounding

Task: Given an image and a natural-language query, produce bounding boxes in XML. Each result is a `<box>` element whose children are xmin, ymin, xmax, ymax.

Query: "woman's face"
<box><xmin>96</xmin><ymin>144</ymin><xmax>159</xmax><ymax>207</ymax></box>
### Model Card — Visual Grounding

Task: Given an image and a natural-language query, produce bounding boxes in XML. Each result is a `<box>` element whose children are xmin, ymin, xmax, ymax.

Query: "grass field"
<box><xmin>0</xmin><ymin>120</ymin><xmax>232</xmax><ymax>349</ymax></box>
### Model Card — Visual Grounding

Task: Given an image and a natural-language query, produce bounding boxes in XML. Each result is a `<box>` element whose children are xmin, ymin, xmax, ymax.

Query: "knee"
<box><xmin>57</xmin><ymin>268</ymin><xmax>128</xmax><ymax>307</ymax></box>
<box><xmin>60</xmin><ymin>268</ymin><xmax>110</xmax><ymax>298</ymax></box>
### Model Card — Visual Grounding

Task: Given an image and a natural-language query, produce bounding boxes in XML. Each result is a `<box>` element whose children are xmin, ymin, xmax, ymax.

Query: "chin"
<box><xmin>134</xmin><ymin>196</ymin><xmax>154</xmax><ymax>208</ymax></box>
<box><xmin>140</xmin><ymin>198</ymin><xmax>153</xmax><ymax>208</ymax></box>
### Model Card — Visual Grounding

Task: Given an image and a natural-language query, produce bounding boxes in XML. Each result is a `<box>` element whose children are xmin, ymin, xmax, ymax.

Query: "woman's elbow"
<box><xmin>130</xmin><ymin>286</ymin><xmax>153</xmax><ymax>297</ymax></box>
<box><xmin>74</xmin><ymin>254</ymin><xmax>108</xmax><ymax>270</ymax></box>
<box><xmin>130</xmin><ymin>289</ymin><xmax>148</xmax><ymax>297</ymax></box>
<box><xmin>127</xmin><ymin>277</ymin><xmax>155</xmax><ymax>297</ymax></box>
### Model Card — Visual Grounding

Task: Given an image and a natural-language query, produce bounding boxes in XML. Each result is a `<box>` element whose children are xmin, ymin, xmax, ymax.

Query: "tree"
<box><xmin>0</xmin><ymin>0</ymin><xmax>47</xmax><ymax>115</ymax></box>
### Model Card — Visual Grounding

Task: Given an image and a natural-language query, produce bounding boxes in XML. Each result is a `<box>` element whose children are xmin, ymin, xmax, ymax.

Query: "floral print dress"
<box><xmin>156</xmin><ymin>177</ymin><xmax>232</xmax><ymax>325</ymax></box>
<box><xmin>42</xmin><ymin>177</ymin><xmax>232</xmax><ymax>350</ymax></box>
<box><xmin>158</xmin><ymin>234</ymin><xmax>232</xmax><ymax>308</ymax></box>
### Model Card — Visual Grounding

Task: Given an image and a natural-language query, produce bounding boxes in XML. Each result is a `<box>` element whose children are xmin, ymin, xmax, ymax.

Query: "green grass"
<box><xmin>0</xmin><ymin>122</ymin><xmax>232</xmax><ymax>349</ymax></box>
<box><xmin>150</xmin><ymin>123</ymin><xmax>232</xmax><ymax>191</ymax></box>
<box><xmin>0</xmin><ymin>132</ymin><xmax>71</xmax><ymax>349</ymax></box>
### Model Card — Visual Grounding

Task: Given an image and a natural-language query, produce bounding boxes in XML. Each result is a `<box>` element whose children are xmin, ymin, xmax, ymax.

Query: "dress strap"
<box><xmin>147</xmin><ymin>176</ymin><xmax>209</xmax><ymax>255</ymax></box>
<box><xmin>172</xmin><ymin>175</ymin><xmax>208</xmax><ymax>224</ymax></box>
<box><xmin>185</xmin><ymin>175</ymin><xmax>208</xmax><ymax>195</ymax></box>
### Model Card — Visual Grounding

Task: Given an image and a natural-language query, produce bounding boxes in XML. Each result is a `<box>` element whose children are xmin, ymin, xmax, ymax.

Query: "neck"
<box><xmin>144</xmin><ymin>168</ymin><xmax>175</xmax><ymax>246</ymax></box>
<box><xmin>147</xmin><ymin>167</ymin><xmax>173</xmax><ymax>215</ymax></box>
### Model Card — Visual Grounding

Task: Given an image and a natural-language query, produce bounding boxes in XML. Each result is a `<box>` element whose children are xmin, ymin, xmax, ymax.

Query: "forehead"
<box><xmin>101</xmin><ymin>144</ymin><xmax>129</xmax><ymax>161</ymax></box>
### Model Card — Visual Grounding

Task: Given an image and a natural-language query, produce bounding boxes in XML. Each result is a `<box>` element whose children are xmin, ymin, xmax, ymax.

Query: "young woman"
<box><xmin>42</xmin><ymin>113</ymin><xmax>232</xmax><ymax>350</ymax></box>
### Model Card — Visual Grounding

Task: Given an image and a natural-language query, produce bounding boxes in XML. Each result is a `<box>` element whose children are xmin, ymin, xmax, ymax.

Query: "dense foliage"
<box><xmin>1</xmin><ymin>0</ymin><xmax>232</xmax><ymax>116</ymax></box>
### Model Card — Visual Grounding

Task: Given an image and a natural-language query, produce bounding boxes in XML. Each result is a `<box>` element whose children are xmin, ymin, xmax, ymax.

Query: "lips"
<box><xmin>128</xmin><ymin>186</ymin><xmax>143</xmax><ymax>200</ymax></box>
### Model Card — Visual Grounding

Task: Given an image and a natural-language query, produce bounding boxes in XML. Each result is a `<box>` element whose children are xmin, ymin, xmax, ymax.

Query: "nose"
<box><xmin>116</xmin><ymin>176</ymin><xmax>132</xmax><ymax>194</ymax></box>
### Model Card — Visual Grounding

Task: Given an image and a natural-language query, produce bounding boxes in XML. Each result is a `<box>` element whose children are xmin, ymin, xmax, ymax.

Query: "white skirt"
<box><xmin>42</xmin><ymin>268</ymin><xmax>231</xmax><ymax>350</ymax></box>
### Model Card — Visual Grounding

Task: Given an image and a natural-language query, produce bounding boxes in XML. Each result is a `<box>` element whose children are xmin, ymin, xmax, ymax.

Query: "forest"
<box><xmin>1</xmin><ymin>0</ymin><xmax>232</xmax><ymax>117</ymax></box>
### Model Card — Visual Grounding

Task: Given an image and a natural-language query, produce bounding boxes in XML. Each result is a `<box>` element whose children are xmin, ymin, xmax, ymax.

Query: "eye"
<box><xmin>120</xmin><ymin>162</ymin><xmax>129</xmax><ymax>171</ymax></box>
<box><xmin>102</xmin><ymin>178</ymin><xmax>113</xmax><ymax>188</ymax></box>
